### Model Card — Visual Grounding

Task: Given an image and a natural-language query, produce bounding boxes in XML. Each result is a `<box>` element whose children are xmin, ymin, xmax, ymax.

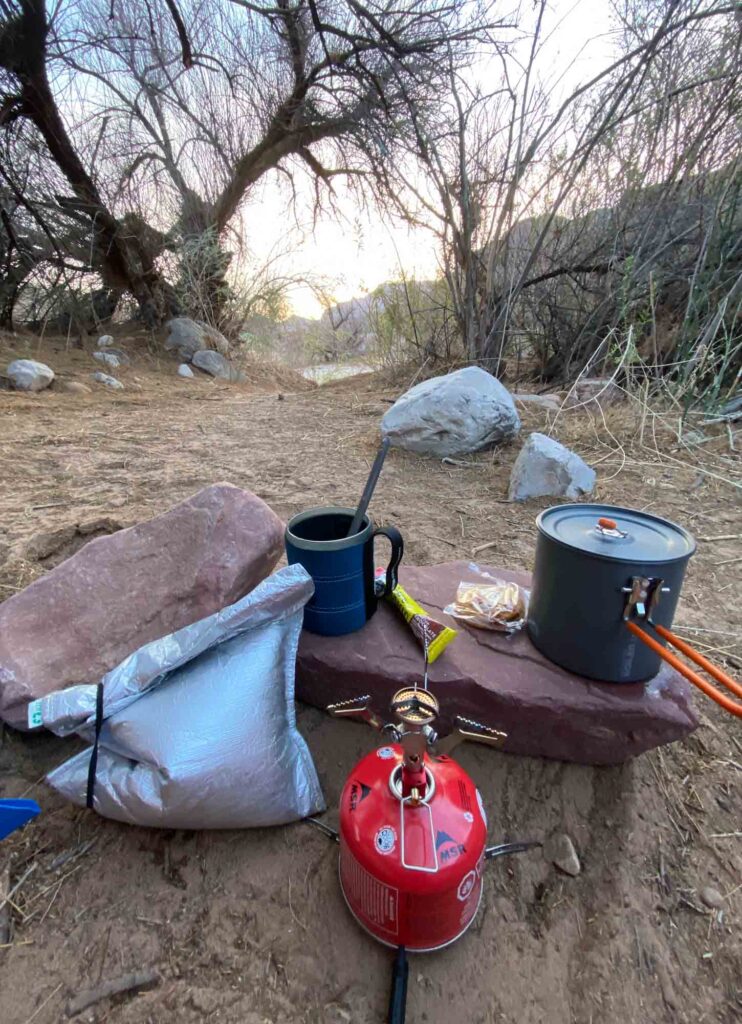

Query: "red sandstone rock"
<box><xmin>0</xmin><ymin>484</ymin><xmax>284</xmax><ymax>729</ymax></box>
<box><xmin>296</xmin><ymin>562</ymin><xmax>698</xmax><ymax>765</ymax></box>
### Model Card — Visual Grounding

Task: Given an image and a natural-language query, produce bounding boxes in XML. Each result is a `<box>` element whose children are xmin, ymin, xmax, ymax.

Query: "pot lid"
<box><xmin>536</xmin><ymin>504</ymin><xmax>696</xmax><ymax>563</ymax></box>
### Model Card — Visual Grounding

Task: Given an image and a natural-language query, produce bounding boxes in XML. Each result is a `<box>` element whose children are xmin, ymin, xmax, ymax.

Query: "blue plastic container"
<box><xmin>285</xmin><ymin>506</ymin><xmax>403</xmax><ymax>636</ymax></box>
<box><xmin>0</xmin><ymin>799</ymin><xmax>41</xmax><ymax>841</ymax></box>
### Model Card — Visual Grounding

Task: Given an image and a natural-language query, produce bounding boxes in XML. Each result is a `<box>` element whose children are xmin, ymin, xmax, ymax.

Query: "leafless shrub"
<box><xmin>383</xmin><ymin>0</ymin><xmax>740</xmax><ymax>406</ymax></box>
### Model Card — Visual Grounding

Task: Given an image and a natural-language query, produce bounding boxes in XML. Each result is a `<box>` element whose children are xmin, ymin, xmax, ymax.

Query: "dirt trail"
<box><xmin>0</xmin><ymin>336</ymin><xmax>740</xmax><ymax>1024</ymax></box>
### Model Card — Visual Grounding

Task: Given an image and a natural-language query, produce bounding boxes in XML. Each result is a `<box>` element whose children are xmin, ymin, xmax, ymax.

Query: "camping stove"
<box><xmin>326</xmin><ymin>686</ymin><xmax>539</xmax><ymax>1022</ymax></box>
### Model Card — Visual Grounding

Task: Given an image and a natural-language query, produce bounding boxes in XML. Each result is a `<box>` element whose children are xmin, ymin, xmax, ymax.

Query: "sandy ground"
<box><xmin>0</xmin><ymin>331</ymin><xmax>740</xmax><ymax>1024</ymax></box>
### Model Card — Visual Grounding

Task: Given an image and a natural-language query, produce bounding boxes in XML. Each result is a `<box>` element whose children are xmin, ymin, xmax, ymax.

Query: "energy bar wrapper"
<box><xmin>375</xmin><ymin>570</ymin><xmax>458</xmax><ymax>663</ymax></box>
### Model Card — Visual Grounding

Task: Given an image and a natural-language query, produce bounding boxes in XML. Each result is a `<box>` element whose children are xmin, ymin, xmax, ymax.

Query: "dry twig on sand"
<box><xmin>0</xmin><ymin>864</ymin><xmax>11</xmax><ymax>944</ymax></box>
<box><xmin>23</xmin><ymin>982</ymin><xmax>64</xmax><ymax>1024</ymax></box>
<box><xmin>67</xmin><ymin>968</ymin><xmax>160</xmax><ymax>1017</ymax></box>
<box><xmin>0</xmin><ymin>862</ymin><xmax>36</xmax><ymax>918</ymax></box>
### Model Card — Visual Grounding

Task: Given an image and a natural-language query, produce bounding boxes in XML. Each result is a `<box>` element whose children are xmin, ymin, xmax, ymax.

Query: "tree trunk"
<box><xmin>6</xmin><ymin>2</ymin><xmax>177</xmax><ymax>326</ymax></box>
<box><xmin>0</xmin><ymin>262</ymin><xmax>30</xmax><ymax>329</ymax></box>
<box><xmin>0</xmin><ymin>281</ymin><xmax>19</xmax><ymax>329</ymax></box>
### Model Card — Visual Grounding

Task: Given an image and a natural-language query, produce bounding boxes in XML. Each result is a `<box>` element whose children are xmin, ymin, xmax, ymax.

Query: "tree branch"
<box><xmin>160</xmin><ymin>0</ymin><xmax>193</xmax><ymax>69</ymax></box>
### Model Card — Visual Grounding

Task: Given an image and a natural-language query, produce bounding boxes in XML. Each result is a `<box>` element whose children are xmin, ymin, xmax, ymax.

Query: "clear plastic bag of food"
<box><xmin>444</xmin><ymin>566</ymin><xmax>529</xmax><ymax>633</ymax></box>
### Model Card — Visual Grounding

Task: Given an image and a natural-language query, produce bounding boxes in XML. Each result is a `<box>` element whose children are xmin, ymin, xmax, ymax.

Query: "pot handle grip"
<box><xmin>625</xmin><ymin>621</ymin><xmax>742</xmax><ymax>718</ymax></box>
<box><xmin>653</xmin><ymin>624</ymin><xmax>742</xmax><ymax>697</ymax></box>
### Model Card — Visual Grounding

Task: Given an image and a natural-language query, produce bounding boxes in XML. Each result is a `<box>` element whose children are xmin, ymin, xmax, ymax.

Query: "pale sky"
<box><xmin>245</xmin><ymin>0</ymin><xmax>617</xmax><ymax>319</ymax></box>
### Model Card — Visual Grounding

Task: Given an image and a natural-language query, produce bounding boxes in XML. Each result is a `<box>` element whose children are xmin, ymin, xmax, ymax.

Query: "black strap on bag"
<box><xmin>86</xmin><ymin>683</ymin><xmax>105</xmax><ymax>809</ymax></box>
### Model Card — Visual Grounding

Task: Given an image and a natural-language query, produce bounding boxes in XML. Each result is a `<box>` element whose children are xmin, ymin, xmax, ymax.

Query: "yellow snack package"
<box><xmin>375</xmin><ymin>571</ymin><xmax>458</xmax><ymax>663</ymax></box>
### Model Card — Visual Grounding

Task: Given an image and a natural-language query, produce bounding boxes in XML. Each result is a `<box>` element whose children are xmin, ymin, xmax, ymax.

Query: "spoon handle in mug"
<box><xmin>347</xmin><ymin>437</ymin><xmax>390</xmax><ymax>537</ymax></box>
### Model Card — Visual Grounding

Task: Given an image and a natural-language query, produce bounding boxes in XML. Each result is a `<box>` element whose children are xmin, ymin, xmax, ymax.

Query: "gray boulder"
<box><xmin>7</xmin><ymin>359</ymin><xmax>55</xmax><ymax>392</ymax></box>
<box><xmin>93</xmin><ymin>351</ymin><xmax>121</xmax><ymax>369</ymax></box>
<box><xmin>382</xmin><ymin>366</ymin><xmax>520</xmax><ymax>457</ymax></box>
<box><xmin>192</xmin><ymin>349</ymin><xmax>242</xmax><ymax>381</ymax></box>
<box><xmin>92</xmin><ymin>371</ymin><xmax>124</xmax><ymax>390</ymax></box>
<box><xmin>164</xmin><ymin>317</ymin><xmax>230</xmax><ymax>362</ymax></box>
<box><xmin>177</xmin><ymin>363</ymin><xmax>195</xmax><ymax>378</ymax></box>
<box><xmin>97</xmin><ymin>335</ymin><xmax>115</xmax><ymax>348</ymax></box>
<box><xmin>508</xmin><ymin>432</ymin><xmax>595</xmax><ymax>501</ymax></box>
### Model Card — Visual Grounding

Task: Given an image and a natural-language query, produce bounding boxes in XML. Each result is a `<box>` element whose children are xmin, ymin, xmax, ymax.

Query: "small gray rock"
<box><xmin>514</xmin><ymin>393</ymin><xmax>562</xmax><ymax>412</ymax></box>
<box><xmin>682</xmin><ymin>430</ymin><xmax>706</xmax><ymax>445</ymax></box>
<box><xmin>545</xmin><ymin>833</ymin><xmax>581</xmax><ymax>876</ymax></box>
<box><xmin>97</xmin><ymin>335</ymin><xmax>115</xmax><ymax>348</ymax></box>
<box><xmin>192</xmin><ymin>349</ymin><xmax>241</xmax><ymax>380</ymax></box>
<box><xmin>7</xmin><ymin>359</ymin><xmax>55</xmax><ymax>392</ymax></box>
<box><xmin>508</xmin><ymin>432</ymin><xmax>595</xmax><ymax>501</ymax></box>
<box><xmin>93</xmin><ymin>351</ymin><xmax>121</xmax><ymax>369</ymax></box>
<box><xmin>92</xmin><ymin>371</ymin><xmax>124</xmax><ymax>390</ymax></box>
<box><xmin>699</xmin><ymin>886</ymin><xmax>723</xmax><ymax>909</ymax></box>
<box><xmin>381</xmin><ymin>366</ymin><xmax>520</xmax><ymax>457</ymax></box>
<box><xmin>103</xmin><ymin>347</ymin><xmax>130</xmax><ymax>365</ymax></box>
<box><xmin>719</xmin><ymin>395</ymin><xmax>742</xmax><ymax>417</ymax></box>
<box><xmin>177</xmin><ymin>363</ymin><xmax>195</xmax><ymax>379</ymax></box>
<box><xmin>564</xmin><ymin>378</ymin><xmax>623</xmax><ymax>407</ymax></box>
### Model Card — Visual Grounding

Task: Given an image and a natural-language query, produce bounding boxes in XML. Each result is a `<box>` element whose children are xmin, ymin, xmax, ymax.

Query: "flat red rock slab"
<box><xmin>296</xmin><ymin>561</ymin><xmax>698</xmax><ymax>765</ymax></box>
<box><xmin>0</xmin><ymin>483</ymin><xmax>284</xmax><ymax>730</ymax></box>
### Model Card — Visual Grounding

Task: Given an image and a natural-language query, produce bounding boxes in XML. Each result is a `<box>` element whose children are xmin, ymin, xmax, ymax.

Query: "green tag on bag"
<box><xmin>27</xmin><ymin>700</ymin><xmax>43</xmax><ymax>729</ymax></box>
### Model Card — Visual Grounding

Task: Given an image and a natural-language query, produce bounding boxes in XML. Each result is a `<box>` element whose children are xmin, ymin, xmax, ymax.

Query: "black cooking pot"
<box><xmin>527</xmin><ymin>504</ymin><xmax>696</xmax><ymax>683</ymax></box>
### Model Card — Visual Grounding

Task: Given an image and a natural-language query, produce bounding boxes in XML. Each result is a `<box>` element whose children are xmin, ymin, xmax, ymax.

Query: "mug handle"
<box><xmin>373</xmin><ymin>526</ymin><xmax>404</xmax><ymax>595</ymax></box>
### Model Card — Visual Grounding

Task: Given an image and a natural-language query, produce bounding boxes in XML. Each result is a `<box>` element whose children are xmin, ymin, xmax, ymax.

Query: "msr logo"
<box><xmin>349</xmin><ymin>782</ymin><xmax>371</xmax><ymax>811</ymax></box>
<box><xmin>436</xmin><ymin>830</ymin><xmax>466</xmax><ymax>863</ymax></box>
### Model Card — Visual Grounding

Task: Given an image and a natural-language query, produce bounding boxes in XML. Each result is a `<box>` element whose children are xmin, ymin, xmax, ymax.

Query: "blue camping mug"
<box><xmin>285</xmin><ymin>506</ymin><xmax>404</xmax><ymax>636</ymax></box>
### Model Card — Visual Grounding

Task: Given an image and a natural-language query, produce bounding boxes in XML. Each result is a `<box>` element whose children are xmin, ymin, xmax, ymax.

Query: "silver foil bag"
<box><xmin>42</xmin><ymin>564</ymin><xmax>325</xmax><ymax>828</ymax></box>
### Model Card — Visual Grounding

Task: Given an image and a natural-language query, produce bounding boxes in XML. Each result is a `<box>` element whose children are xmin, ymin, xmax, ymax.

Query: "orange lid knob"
<box><xmin>598</xmin><ymin>517</ymin><xmax>617</xmax><ymax>530</ymax></box>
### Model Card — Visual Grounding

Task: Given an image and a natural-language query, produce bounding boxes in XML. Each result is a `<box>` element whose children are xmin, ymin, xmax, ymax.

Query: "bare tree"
<box><xmin>385</xmin><ymin>0</ymin><xmax>740</xmax><ymax>396</ymax></box>
<box><xmin>0</xmin><ymin>129</ymin><xmax>108</xmax><ymax>330</ymax></box>
<box><xmin>0</xmin><ymin>0</ymin><xmax>494</xmax><ymax>327</ymax></box>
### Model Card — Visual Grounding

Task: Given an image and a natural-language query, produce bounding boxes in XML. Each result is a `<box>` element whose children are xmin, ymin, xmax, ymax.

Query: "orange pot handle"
<box><xmin>653</xmin><ymin>624</ymin><xmax>742</xmax><ymax>699</ymax></box>
<box><xmin>626</xmin><ymin>621</ymin><xmax>742</xmax><ymax>718</ymax></box>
